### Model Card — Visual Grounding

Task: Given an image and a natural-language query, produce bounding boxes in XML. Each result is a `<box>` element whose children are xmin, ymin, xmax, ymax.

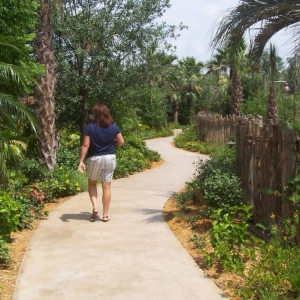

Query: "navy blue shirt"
<box><xmin>84</xmin><ymin>123</ymin><xmax>121</xmax><ymax>158</ymax></box>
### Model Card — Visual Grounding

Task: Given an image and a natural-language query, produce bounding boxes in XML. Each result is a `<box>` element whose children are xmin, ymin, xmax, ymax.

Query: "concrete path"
<box><xmin>13</xmin><ymin>136</ymin><xmax>228</xmax><ymax>300</ymax></box>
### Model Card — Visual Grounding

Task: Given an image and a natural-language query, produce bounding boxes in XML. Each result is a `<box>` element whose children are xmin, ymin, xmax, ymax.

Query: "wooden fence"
<box><xmin>196</xmin><ymin>113</ymin><xmax>299</xmax><ymax>225</ymax></box>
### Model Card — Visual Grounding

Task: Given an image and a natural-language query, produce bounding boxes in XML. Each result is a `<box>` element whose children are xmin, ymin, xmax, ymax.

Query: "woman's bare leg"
<box><xmin>102</xmin><ymin>182</ymin><xmax>111</xmax><ymax>218</ymax></box>
<box><xmin>88</xmin><ymin>178</ymin><xmax>98</xmax><ymax>210</ymax></box>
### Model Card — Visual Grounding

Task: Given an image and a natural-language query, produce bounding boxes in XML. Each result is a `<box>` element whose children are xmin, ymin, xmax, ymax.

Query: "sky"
<box><xmin>161</xmin><ymin>0</ymin><xmax>295</xmax><ymax>64</ymax></box>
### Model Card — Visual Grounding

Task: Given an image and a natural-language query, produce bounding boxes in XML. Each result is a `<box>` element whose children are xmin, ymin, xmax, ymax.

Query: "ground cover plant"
<box><xmin>173</xmin><ymin>124</ymin><xmax>217</xmax><ymax>155</ymax></box>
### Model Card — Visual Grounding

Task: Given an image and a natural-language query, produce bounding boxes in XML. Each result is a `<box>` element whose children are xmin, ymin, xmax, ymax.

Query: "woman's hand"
<box><xmin>78</xmin><ymin>162</ymin><xmax>86</xmax><ymax>173</ymax></box>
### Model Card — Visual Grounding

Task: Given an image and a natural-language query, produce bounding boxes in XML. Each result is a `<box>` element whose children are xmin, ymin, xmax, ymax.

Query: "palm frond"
<box><xmin>0</xmin><ymin>92</ymin><xmax>37</xmax><ymax>132</ymax></box>
<box><xmin>250</xmin><ymin>16</ymin><xmax>299</xmax><ymax>59</ymax></box>
<box><xmin>0</xmin><ymin>62</ymin><xmax>34</xmax><ymax>87</ymax></box>
<box><xmin>269</xmin><ymin>43</ymin><xmax>277</xmax><ymax>82</ymax></box>
<box><xmin>210</xmin><ymin>0</ymin><xmax>300</xmax><ymax>57</ymax></box>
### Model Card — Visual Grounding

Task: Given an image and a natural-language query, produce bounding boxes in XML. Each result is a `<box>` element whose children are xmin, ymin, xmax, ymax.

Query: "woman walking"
<box><xmin>78</xmin><ymin>104</ymin><xmax>124</xmax><ymax>222</ymax></box>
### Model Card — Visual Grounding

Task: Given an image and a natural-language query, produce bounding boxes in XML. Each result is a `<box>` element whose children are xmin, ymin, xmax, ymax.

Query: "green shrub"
<box><xmin>13</xmin><ymin>185</ymin><xmax>47</xmax><ymax>229</ymax></box>
<box><xmin>20</xmin><ymin>158</ymin><xmax>47</xmax><ymax>184</ymax></box>
<box><xmin>204</xmin><ymin>205</ymin><xmax>257</xmax><ymax>274</ymax></box>
<box><xmin>115</xmin><ymin>147</ymin><xmax>150</xmax><ymax>178</ymax></box>
<box><xmin>174</xmin><ymin>126</ymin><xmax>197</xmax><ymax>148</ymax></box>
<box><xmin>241</xmin><ymin>241</ymin><xmax>300</xmax><ymax>299</ymax></box>
<box><xmin>0</xmin><ymin>236</ymin><xmax>11</xmax><ymax>263</ymax></box>
<box><xmin>37</xmin><ymin>167</ymin><xmax>86</xmax><ymax>201</ymax></box>
<box><xmin>137</xmin><ymin>127</ymin><xmax>173</xmax><ymax>139</ymax></box>
<box><xmin>56</xmin><ymin>147</ymin><xmax>79</xmax><ymax>170</ymax></box>
<box><xmin>174</xmin><ymin>126</ymin><xmax>218</xmax><ymax>154</ymax></box>
<box><xmin>59</xmin><ymin>130</ymin><xmax>80</xmax><ymax>150</ymax></box>
<box><xmin>124</xmin><ymin>135</ymin><xmax>160</xmax><ymax>161</ymax></box>
<box><xmin>194</xmin><ymin>146</ymin><xmax>236</xmax><ymax>177</ymax></box>
<box><xmin>186</xmin><ymin>146</ymin><xmax>236</xmax><ymax>204</ymax></box>
<box><xmin>174</xmin><ymin>190</ymin><xmax>193</xmax><ymax>211</ymax></box>
<box><xmin>0</xmin><ymin>192</ymin><xmax>21</xmax><ymax>240</ymax></box>
<box><xmin>202</xmin><ymin>170</ymin><xmax>244</xmax><ymax>211</ymax></box>
<box><xmin>0</xmin><ymin>191</ymin><xmax>22</xmax><ymax>262</ymax></box>
<box><xmin>114</xmin><ymin>135</ymin><xmax>160</xmax><ymax>178</ymax></box>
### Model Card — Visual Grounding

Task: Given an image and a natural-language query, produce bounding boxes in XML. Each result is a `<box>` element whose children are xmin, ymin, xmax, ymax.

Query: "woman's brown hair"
<box><xmin>93</xmin><ymin>105</ymin><xmax>113</xmax><ymax>128</ymax></box>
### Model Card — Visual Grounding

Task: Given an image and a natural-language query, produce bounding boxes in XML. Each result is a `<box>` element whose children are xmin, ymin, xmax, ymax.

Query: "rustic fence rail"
<box><xmin>196</xmin><ymin>113</ymin><xmax>299</xmax><ymax>225</ymax></box>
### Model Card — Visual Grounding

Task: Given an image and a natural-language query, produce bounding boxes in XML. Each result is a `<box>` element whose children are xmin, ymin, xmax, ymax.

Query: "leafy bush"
<box><xmin>59</xmin><ymin>130</ymin><xmax>80</xmax><ymax>150</ymax></box>
<box><xmin>195</xmin><ymin>146</ymin><xmax>236</xmax><ymax>178</ymax></box>
<box><xmin>114</xmin><ymin>135</ymin><xmax>160</xmax><ymax>178</ymax></box>
<box><xmin>204</xmin><ymin>205</ymin><xmax>258</xmax><ymax>274</ymax></box>
<box><xmin>136</xmin><ymin>126</ymin><xmax>173</xmax><ymax>139</ymax></box>
<box><xmin>0</xmin><ymin>192</ymin><xmax>22</xmax><ymax>263</ymax></box>
<box><xmin>56</xmin><ymin>147</ymin><xmax>79</xmax><ymax>170</ymax></box>
<box><xmin>174</xmin><ymin>126</ymin><xmax>218</xmax><ymax>154</ymax></box>
<box><xmin>186</xmin><ymin>146</ymin><xmax>237</xmax><ymax>205</ymax></box>
<box><xmin>0</xmin><ymin>236</ymin><xmax>11</xmax><ymax>263</ymax></box>
<box><xmin>19</xmin><ymin>158</ymin><xmax>47</xmax><ymax>184</ymax></box>
<box><xmin>124</xmin><ymin>135</ymin><xmax>161</xmax><ymax>161</ymax></box>
<box><xmin>12</xmin><ymin>184</ymin><xmax>48</xmax><ymax>229</ymax></box>
<box><xmin>202</xmin><ymin>170</ymin><xmax>244</xmax><ymax>211</ymax></box>
<box><xmin>174</xmin><ymin>189</ymin><xmax>193</xmax><ymax>211</ymax></box>
<box><xmin>242</xmin><ymin>240</ymin><xmax>300</xmax><ymax>299</ymax></box>
<box><xmin>0</xmin><ymin>192</ymin><xmax>21</xmax><ymax>240</ymax></box>
<box><xmin>36</xmin><ymin>167</ymin><xmax>86</xmax><ymax>201</ymax></box>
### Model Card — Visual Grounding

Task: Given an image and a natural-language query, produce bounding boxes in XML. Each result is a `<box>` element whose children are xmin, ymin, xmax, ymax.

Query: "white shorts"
<box><xmin>87</xmin><ymin>155</ymin><xmax>116</xmax><ymax>182</ymax></box>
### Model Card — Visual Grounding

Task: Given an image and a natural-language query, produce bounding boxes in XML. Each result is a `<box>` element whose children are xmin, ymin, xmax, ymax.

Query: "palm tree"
<box><xmin>210</xmin><ymin>40</ymin><xmax>248</xmax><ymax>115</ymax></box>
<box><xmin>178</xmin><ymin>57</ymin><xmax>203</xmax><ymax>120</ymax></box>
<box><xmin>210</xmin><ymin>0</ymin><xmax>300</xmax><ymax>60</ymax></box>
<box><xmin>206</xmin><ymin>48</ymin><xmax>229</xmax><ymax>85</ymax></box>
<box><xmin>178</xmin><ymin>57</ymin><xmax>203</xmax><ymax>104</ymax></box>
<box><xmin>36</xmin><ymin>0</ymin><xmax>57</xmax><ymax>172</ymax></box>
<box><xmin>0</xmin><ymin>36</ymin><xmax>38</xmax><ymax>189</ymax></box>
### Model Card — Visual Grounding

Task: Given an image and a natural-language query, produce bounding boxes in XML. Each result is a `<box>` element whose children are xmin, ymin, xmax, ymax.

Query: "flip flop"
<box><xmin>91</xmin><ymin>209</ymin><xmax>98</xmax><ymax>221</ymax></box>
<box><xmin>103</xmin><ymin>216</ymin><xmax>110</xmax><ymax>222</ymax></box>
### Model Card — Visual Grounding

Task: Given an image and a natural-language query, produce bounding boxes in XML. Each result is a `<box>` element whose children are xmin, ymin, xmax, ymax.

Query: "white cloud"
<box><xmin>199</xmin><ymin>4</ymin><xmax>221</xmax><ymax>18</ymax></box>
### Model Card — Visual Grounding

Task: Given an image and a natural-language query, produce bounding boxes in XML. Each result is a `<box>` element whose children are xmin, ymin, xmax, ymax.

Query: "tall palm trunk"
<box><xmin>267</xmin><ymin>85</ymin><xmax>278</xmax><ymax>121</ymax></box>
<box><xmin>230</xmin><ymin>69</ymin><xmax>242</xmax><ymax>116</ymax></box>
<box><xmin>36</xmin><ymin>0</ymin><xmax>57</xmax><ymax>171</ymax></box>
<box><xmin>267</xmin><ymin>44</ymin><xmax>278</xmax><ymax>122</ymax></box>
<box><xmin>173</xmin><ymin>100</ymin><xmax>179</xmax><ymax>123</ymax></box>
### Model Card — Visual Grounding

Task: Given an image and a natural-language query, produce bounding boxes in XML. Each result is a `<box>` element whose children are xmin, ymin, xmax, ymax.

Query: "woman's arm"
<box><xmin>78</xmin><ymin>134</ymin><xmax>90</xmax><ymax>173</ymax></box>
<box><xmin>115</xmin><ymin>132</ymin><xmax>124</xmax><ymax>146</ymax></box>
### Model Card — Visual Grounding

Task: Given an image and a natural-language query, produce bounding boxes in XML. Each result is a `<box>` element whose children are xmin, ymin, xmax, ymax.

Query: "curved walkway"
<box><xmin>13</xmin><ymin>136</ymin><xmax>228</xmax><ymax>300</ymax></box>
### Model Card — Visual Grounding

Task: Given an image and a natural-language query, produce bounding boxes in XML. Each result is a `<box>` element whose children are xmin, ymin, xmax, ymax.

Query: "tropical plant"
<box><xmin>0</xmin><ymin>192</ymin><xmax>22</xmax><ymax>262</ymax></box>
<box><xmin>178</xmin><ymin>57</ymin><xmax>203</xmax><ymax>118</ymax></box>
<box><xmin>210</xmin><ymin>0</ymin><xmax>300</xmax><ymax>60</ymax></box>
<box><xmin>206</xmin><ymin>47</ymin><xmax>229</xmax><ymax>86</ymax></box>
<box><xmin>0</xmin><ymin>37</ymin><xmax>41</xmax><ymax>189</ymax></box>
<box><xmin>210</xmin><ymin>39</ymin><xmax>248</xmax><ymax>116</ymax></box>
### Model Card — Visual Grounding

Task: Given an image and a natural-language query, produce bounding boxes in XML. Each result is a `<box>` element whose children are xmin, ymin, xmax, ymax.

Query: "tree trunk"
<box><xmin>267</xmin><ymin>85</ymin><xmax>278</xmax><ymax>121</ymax></box>
<box><xmin>230</xmin><ymin>69</ymin><xmax>242</xmax><ymax>116</ymax></box>
<box><xmin>79</xmin><ymin>93</ymin><xmax>89</xmax><ymax>144</ymax></box>
<box><xmin>36</xmin><ymin>0</ymin><xmax>57</xmax><ymax>171</ymax></box>
<box><xmin>173</xmin><ymin>100</ymin><xmax>179</xmax><ymax>123</ymax></box>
